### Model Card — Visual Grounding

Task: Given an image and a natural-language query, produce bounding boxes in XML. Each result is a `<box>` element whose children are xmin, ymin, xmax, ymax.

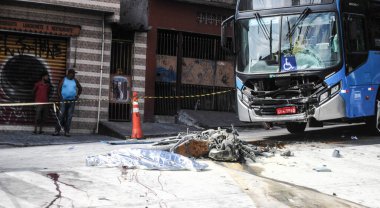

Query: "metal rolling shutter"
<box><xmin>0</xmin><ymin>32</ymin><xmax>67</xmax><ymax>125</ymax></box>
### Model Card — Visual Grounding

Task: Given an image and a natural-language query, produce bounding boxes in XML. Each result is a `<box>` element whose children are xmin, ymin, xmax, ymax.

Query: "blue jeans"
<box><xmin>55</xmin><ymin>101</ymin><xmax>75</xmax><ymax>133</ymax></box>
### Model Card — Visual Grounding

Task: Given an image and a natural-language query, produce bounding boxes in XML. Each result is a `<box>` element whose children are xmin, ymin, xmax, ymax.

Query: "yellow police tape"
<box><xmin>0</xmin><ymin>89</ymin><xmax>235</xmax><ymax>107</ymax></box>
<box><xmin>144</xmin><ymin>89</ymin><xmax>234</xmax><ymax>99</ymax></box>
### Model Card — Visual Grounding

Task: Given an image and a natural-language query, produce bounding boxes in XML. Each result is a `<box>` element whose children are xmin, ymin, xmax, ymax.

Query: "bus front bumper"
<box><xmin>237</xmin><ymin>97</ymin><xmax>308</xmax><ymax>122</ymax></box>
<box><xmin>237</xmin><ymin>94</ymin><xmax>346</xmax><ymax>123</ymax></box>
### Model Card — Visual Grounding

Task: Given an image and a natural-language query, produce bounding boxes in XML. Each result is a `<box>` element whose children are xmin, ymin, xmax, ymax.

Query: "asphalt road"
<box><xmin>0</xmin><ymin>123</ymin><xmax>377</xmax><ymax>208</ymax></box>
<box><xmin>238</xmin><ymin>123</ymin><xmax>380</xmax><ymax>208</ymax></box>
<box><xmin>239</xmin><ymin>123</ymin><xmax>380</xmax><ymax>145</ymax></box>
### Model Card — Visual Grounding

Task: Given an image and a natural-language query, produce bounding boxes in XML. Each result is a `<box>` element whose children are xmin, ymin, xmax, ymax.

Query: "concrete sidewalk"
<box><xmin>99</xmin><ymin>121</ymin><xmax>200</xmax><ymax>139</ymax></box>
<box><xmin>0</xmin><ymin>131</ymin><xmax>117</xmax><ymax>147</ymax></box>
<box><xmin>178</xmin><ymin>110</ymin><xmax>261</xmax><ymax>129</ymax></box>
<box><xmin>0</xmin><ymin>142</ymin><xmax>360</xmax><ymax>208</ymax></box>
<box><xmin>99</xmin><ymin>110</ymin><xmax>265</xmax><ymax>140</ymax></box>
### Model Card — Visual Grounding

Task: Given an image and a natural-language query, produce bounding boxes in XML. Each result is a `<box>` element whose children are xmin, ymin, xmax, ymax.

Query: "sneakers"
<box><xmin>53</xmin><ymin>131</ymin><xmax>71</xmax><ymax>137</ymax></box>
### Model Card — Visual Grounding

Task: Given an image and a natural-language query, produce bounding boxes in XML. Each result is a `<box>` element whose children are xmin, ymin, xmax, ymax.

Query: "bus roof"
<box><xmin>238</xmin><ymin>0</ymin><xmax>335</xmax><ymax>12</ymax></box>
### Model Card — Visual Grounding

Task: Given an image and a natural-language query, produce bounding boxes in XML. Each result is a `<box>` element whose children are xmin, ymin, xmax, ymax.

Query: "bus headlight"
<box><xmin>238</xmin><ymin>89</ymin><xmax>250</xmax><ymax>106</ymax></box>
<box><xmin>319</xmin><ymin>91</ymin><xmax>329</xmax><ymax>102</ymax></box>
<box><xmin>319</xmin><ymin>82</ymin><xmax>341</xmax><ymax>103</ymax></box>
<box><xmin>331</xmin><ymin>83</ymin><xmax>340</xmax><ymax>95</ymax></box>
<box><xmin>242</xmin><ymin>93</ymin><xmax>250</xmax><ymax>104</ymax></box>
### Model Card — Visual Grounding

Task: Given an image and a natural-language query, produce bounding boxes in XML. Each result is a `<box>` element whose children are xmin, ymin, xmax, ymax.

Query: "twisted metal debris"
<box><xmin>151</xmin><ymin>126</ymin><xmax>274</xmax><ymax>162</ymax></box>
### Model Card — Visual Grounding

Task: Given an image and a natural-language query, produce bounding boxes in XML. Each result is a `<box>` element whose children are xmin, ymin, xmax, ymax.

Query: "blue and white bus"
<box><xmin>221</xmin><ymin>0</ymin><xmax>380</xmax><ymax>133</ymax></box>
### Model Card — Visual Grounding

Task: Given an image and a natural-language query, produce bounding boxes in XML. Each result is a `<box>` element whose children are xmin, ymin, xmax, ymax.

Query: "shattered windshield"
<box><xmin>237</xmin><ymin>16</ymin><xmax>281</xmax><ymax>73</ymax></box>
<box><xmin>237</xmin><ymin>12</ymin><xmax>341</xmax><ymax>74</ymax></box>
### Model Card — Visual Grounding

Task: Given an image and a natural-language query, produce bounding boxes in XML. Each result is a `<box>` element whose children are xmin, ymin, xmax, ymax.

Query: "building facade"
<box><xmin>0</xmin><ymin>0</ymin><xmax>234</xmax><ymax>133</ymax></box>
<box><xmin>0</xmin><ymin>0</ymin><xmax>148</xmax><ymax>133</ymax></box>
<box><xmin>144</xmin><ymin>0</ymin><xmax>236</xmax><ymax>122</ymax></box>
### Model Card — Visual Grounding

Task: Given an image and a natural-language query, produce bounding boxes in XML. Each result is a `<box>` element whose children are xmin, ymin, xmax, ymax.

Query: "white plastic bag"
<box><xmin>86</xmin><ymin>148</ymin><xmax>208</xmax><ymax>171</ymax></box>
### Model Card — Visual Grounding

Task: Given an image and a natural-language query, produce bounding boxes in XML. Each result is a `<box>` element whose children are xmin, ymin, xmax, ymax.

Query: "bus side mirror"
<box><xmin>221</xmin><ymin>15</ymin><xmax>235</xmax><ymax>54</ymax></box>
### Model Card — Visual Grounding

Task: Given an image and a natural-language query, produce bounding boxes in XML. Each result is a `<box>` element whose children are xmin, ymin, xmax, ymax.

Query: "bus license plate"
<box><xmin>276</xmin><ymin>106</ymin><xmax>297</xmax><ymax>115</ymax></box>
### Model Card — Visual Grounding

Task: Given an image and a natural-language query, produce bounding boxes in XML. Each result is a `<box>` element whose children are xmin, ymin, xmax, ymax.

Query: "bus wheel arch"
<box><xmin>285</xmin><ymin>122</ymin><xmax>307</xmax><ymax>134</ymax></box>
<box><xmin>365</xmin><ymin>86</ymin><xmax>380</xmax><ymax>133</ymax></box>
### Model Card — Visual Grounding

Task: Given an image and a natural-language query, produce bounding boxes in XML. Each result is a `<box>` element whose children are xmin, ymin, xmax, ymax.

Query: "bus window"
<box><xmin>239</xmin><ymin>0</ymin><xmax>334</xmax><ymax>11</ymax></box>
<box><xmin>371</xmin><ymin>18</ymin><xmax>380</xmax><ymax>50</ymax></box>
<box><xmin>347</xmin><ymin>16</ymin><xmax>366</xmax><ymax>52</ymax></box>
<box><xmin>345</xmin><ymin>14</ymin><xmax>368</xmax><ymax>72</ymax></box>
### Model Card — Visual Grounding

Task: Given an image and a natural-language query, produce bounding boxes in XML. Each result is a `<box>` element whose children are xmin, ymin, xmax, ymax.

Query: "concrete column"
<box><xmin>132</xmin><ymin>32</ymin><xmax>148</xmax><ymax>120</ymax></box>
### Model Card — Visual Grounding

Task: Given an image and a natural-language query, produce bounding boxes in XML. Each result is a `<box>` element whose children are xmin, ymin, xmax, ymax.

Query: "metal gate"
<box><xmin>108</xmin><ymin>39</ymin><xmax>133</xmax><ymax>121</ymax></box>
<box><xmin>154</xmin><ymin>30</ymin><xmax>235</xmax><ymax>115</ymax></box>
<box><xmin>0</xmin><ymin>32</ymin><xmax>67</xmax><ymax>125</ymax></box>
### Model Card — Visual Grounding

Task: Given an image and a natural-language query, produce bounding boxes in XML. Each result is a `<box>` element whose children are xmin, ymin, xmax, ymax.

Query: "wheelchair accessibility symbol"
<box><xmin>281</xmin><ymin>56</ymin><xmax>297</xmax><ymax>72</ymax></box>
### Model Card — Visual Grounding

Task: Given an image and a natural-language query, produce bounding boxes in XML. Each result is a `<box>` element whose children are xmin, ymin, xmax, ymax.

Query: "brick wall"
<box><xmin>18</xmin><ymin>0</ymin><xmax>120</xmax><ymax>22</ymax></box>
<box><xmin>132</xmin><ymin>32</ymin><xmax>148</xmax><ymax>119</ymax></box>
<box><xmin>0</xmin><ymin>2</ymin><xmax>114</xmax><ymax>133</ymax></box>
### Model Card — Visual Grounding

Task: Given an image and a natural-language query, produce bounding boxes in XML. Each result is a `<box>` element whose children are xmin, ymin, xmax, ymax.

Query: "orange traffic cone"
<box><xmin>131</xmin><ymin>92</ymin><xmax>144</xmax><ymax>139</ymax></box>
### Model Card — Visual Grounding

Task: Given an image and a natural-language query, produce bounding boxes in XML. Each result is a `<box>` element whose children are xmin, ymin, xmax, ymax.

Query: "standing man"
<box><xmin>33</xmin><ymin>72</ymin><xmax>51</xmax><ymax>134</ymax></box>
<box><xmin>53</xmin><ymin>68</ymin><xmax>82</xmax><ymax>137</ymax></box>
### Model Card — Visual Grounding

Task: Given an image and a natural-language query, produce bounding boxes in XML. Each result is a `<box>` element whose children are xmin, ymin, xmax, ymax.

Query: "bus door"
<box><xmin>368</xmin><ymin>2</ymin><xmax>380</xmax><ymax>86</ymax></box>
<box><xmin>342</xmin><ymin>0</ymin><xmax>373</xmax><ymax>117</ymax></box>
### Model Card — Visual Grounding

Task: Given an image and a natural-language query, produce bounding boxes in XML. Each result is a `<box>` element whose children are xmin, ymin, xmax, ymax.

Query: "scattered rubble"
<box><xmin>351</xmin><ymin>136</ymin><xmax>359</xmax><ymax>140</ymax></box>
<box><xmin>261</xmin><ymin>152</ymin><xmax>274</xmax><ymax>158</ymax></box>
<box><xmin>174</xmin><ymin>139</ymin><xmax>209</xmax><ymax>158</ymax></box>
<box><xmin>313</xmin><ymin>165</ymin><xmax>332</xmax><ymax>172</ymax></box>
<box><xmin>332</xmin><ymin>149</ymin><xmax>341</xmax><ymax>158</ymax></box>
<box><xmin>89</xmin><ymin>126</ymin><xmax>290</xmax><ymax>170</ymax></box>
<box><xmin>152</xmin><ymin>126</ymin><xmax>277</xmax><ymax>162</ymax></box>
<box><xmin>280</xmin><ymin>150</ymin><xmax>294</xmax><ymax>157</ymax></box>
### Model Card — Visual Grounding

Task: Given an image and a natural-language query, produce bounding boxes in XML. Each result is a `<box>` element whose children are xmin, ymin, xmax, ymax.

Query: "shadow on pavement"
<box><xmin>251</xmin><ymin>123</ymin><xmax>380</xmax><ymax>147</ymax></box>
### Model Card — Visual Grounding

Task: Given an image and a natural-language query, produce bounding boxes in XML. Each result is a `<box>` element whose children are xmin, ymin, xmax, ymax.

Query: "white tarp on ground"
<box><xmin>86</xmin><ymin>148</ymin><xmax>208</xmax><ymax>171</ymax></box>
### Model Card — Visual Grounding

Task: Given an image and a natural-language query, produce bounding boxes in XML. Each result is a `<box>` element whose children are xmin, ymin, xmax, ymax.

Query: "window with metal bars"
<box><xmin>157</xmin><ymin>30</ymin><xmax>233</xmax><ymax>61</ymax></box>
<box><xmin>109</xmin><ymin>35</ymin><xmax>133</xmax><ymax>121</ymax></box>
<box><xmin>155</xmin><ymin>30</ymin><xmax>235</xmax><ymax>116</ymax></box>
<box><xmin>156</xmin><ymin>30</ymin><xmax>178</xmax><ymax>56</ymax></box>
<box><xmin>182</xmin><ymin>32</ymin><xmax>233</xmax><ymax>61</ymax></box>
<box><xmin>157</xmin><ymin>29</ymin><xmax>234</xmax><ymax>68</ymax></box>
<box><xmin>110</xmin><ymin>40</ymin><xmax>133</xmax><ymax>75</ymax></box>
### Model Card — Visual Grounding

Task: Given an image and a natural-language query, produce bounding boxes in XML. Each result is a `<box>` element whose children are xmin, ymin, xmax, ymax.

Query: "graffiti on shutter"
<box><xmin>0</xmin><ymin>32</ymin><xmax>67</xmax><ymax>125</ymax></box>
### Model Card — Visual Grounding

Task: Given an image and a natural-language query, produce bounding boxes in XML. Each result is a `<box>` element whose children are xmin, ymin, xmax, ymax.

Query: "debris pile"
<box><xmin>152</xmin><ymin>126</ymin><xmax>275</xmax><ymax>162</ymax></box>
<box><xmin>87</xmin><ymin>126</ymin><xmax>285</xmax><ymax>171</ymax></box>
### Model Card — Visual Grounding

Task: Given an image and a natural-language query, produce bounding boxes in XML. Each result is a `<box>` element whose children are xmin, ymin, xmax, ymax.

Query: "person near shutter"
<box><xmin>33</xmin><ymin>72</ymin><xmax>51</xmax><ymax>134</ymax></box>
<box><xmin>53</xmin><ymin>68</ymin><xmax>82</xmax><ymax>137</ymax></box>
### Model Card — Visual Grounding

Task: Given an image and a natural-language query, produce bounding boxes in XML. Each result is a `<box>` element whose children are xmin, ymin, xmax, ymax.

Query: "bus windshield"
<box><xmin>237</xmin><ymin>12</ymin><xmax>341</xmax><ymax>74</ymax></box>
<box><xmin>239</xmin><ymin>0</ymin><xmax>334</xmax><ymax>11</ymax></box>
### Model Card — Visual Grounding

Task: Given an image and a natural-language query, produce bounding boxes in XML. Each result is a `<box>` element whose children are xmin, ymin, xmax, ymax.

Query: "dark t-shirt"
<box><xmin>34</xmin><ymin>80</ymin><xmax>50</xmax><ymax>103</ymax></box>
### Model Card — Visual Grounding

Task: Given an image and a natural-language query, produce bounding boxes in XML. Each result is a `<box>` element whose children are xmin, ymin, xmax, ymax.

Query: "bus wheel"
<box><xmin>365</xmin><ymin>99</ymin><xmax>380</xmax><ymax>134</ymax></box>
<box><xmin>285</xmin><ymin>122</ymin><xmax>307</xmax><ymax>134</ymax></box>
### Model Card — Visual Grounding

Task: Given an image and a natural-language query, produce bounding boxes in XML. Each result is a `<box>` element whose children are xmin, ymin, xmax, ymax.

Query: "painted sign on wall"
<box><xmin>156</xmin><ymin>55</ymin><xmax>234</xmax><ymax>87</ymax></box>
<box><xmin>182</xmin><ymin>58</ymin><xmax>235</xmax><ymax>87</ymax></box>
<box><xmin>215</xmin><ymin>61</ymin><xmax>234</xmax><ymax>88</ymax></box>
<box><xmin>182</xmin><ymin>58</ymin><xmax>215</xmax><ymax>86</ymax></box>
<box><xmin>110</xmin><ymin>75</ymin><xmax>131</xmax><ymax>103</ymax></box>
<box><xmin>156</xmin><ymin>55</ymin><xmax>177</xmax><ymax>83</ymax></box>
<box><xmin>0</xmin><ymin>32</ymin><xmax>67</xmax><ymax>124</ymax></box>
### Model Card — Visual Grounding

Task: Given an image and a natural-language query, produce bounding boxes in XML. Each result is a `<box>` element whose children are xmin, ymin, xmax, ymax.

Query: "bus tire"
<box><xmin>285</xmin><ymin>122</ymin><xmax>307</xmax><ymax>134</ymax></box>
<box><xmin>365</xmin><ymin>95</ymin><xmax>380</xmax><ymax>134</ymax></box>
